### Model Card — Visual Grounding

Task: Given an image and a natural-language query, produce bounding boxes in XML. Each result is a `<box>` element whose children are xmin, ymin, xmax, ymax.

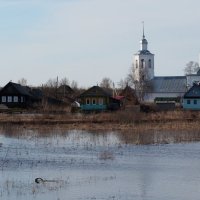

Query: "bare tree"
<box><xmin>118</xmin><ymin>79</ymin><xmax>127</xmax><ymax>89</ymax></box>
<box><xmin>42</xmin><ymin>78</ymin><xmax>59</xmax><ymax>98</ymax></box>
<box><xmin>127</xmin><ymin>65</ymin><xmax>150</xmax><ymax>102</ymax></box>
<box><xmin>100</xmin><ymin>77</ymin><xmax>113</xmax><ymax>89</ymax></box>
<box><xmin>59</xmin><ymin>77</ymin><xmax>70</xmax><ymax>86</ymax></box>
<box><xmin>18</xmin><ymin>78</ymin><xmax>27</xmax><ymax>86</ymax></box>
<box><xmin>184</xmin><ymin>61</ymin><xmax>200</xmax><ymax>75</ymax></box>
<box><xmin>46</xmin><ymin>77</ymin><xmax>58</xmax><ymax>88</ymax></box>
<box><xmin>71</xmin><ymin>80</ymin><xmax>78</xmax><ymax>90</ymax></box>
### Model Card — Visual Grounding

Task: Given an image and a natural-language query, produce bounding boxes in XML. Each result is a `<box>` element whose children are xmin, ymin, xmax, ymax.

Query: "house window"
<box><xmin>8</xmin><ymin>96</ymin><xmax>12</xmax><ymax>103</ymax></box>
<box><xmin>99</xmin><ymin>98</ymin><xmax>103</xmax><ymax>105</ymax></box>
<box><xmin>187</xmin><ymin>100</ymin><xmax>190</xmax><ymax>104</ymax></box>
<box><xmin>21</xmin><ymin>96</ymin><xmax>24</xmax><ymax>103</ymax></box>
<box><xmin>14</xmin><ymin>96</ymin><xmax>18</xmax><ymax>103</ymax></box>
<box><xmin>86</xmin><ymin>98</ymin><xmax>90</xmax><ymax>105</ymax></box>
<box><xmin>194</xmin><ymin>100</ymin><xmax>197</xmax><ymax>104</ymax></box>
<box><xmin>92</xmin><ymin>99</ymin><xmax>96</xmax><ymax>105</ymax></box>
<box><xmin>2</xmin><ymin>96</ymin><xmax>6</xmax><ymax>103</ymax></box>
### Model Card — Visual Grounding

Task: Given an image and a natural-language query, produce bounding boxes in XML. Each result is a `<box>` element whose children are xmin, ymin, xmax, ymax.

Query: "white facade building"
<box><xmin>133</xmin><ymin>28</ymin><xmax>154</xmax><ymax>82</ymax></box>
<box><xmin>133</xmin><ymin>29</ymin><xmax>200</xmax><ymax>103</ymax></box>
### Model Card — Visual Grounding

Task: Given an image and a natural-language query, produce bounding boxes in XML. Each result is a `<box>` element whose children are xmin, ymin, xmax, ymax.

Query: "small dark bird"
<box><xmin>35</xmin><ymin>178</ymin><xmax>44</xmax><ymax>184</ymax></box>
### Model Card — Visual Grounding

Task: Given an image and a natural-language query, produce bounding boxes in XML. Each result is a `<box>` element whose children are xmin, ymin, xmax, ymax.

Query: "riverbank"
<box><xmin>0</xmin><ymin>110</ymin><xmax>199</xmax><ymax>132</ymax></box>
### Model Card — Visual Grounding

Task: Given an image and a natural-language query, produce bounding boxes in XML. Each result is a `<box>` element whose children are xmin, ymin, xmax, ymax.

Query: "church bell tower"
<box><xmin>133</xmin><ymin>23</ymin><xmax>154</xmax><ymax>82</ymax></box>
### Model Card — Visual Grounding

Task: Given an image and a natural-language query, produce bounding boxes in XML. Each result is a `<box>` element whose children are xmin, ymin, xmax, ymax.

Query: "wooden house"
<box><xmin>0</xmin><ymin>82</ymin><xmax>41</xmax><ymax>108</ymax></box>
<box><xmin>0</xmin><ymin>82</ymin><xmax>32</xmax><ymax>107</ymax></box>
<box><xmin>183</xmin><ymin>83</ymin><xmax>200</xmax><ymax>110</ymax></box>
<box><xmin>78</xmin><ymin>86</ymin><xmax>120</xmax><ymax>112</ymax></box>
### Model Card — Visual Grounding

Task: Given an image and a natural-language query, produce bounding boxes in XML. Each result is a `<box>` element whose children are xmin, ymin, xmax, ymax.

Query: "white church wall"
<box><xmin>133</xmin><ymin>53</ymin><xmax>154</xmax><ymax>81</ymax></box>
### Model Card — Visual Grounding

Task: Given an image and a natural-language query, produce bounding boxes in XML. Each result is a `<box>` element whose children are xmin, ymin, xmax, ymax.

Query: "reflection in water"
<box><xmin>1</xmin><ymin>124</ymin><xmax>200</xmax><ymax>145</ymax></box>
<box><xmin>118</xmin><ymin>130</ymin><xmax>200</xmax><ymax>145</ymax></box>
<box><xmin>1</xmin><ymin>128</ymin><xmax>200</xmax><ymax>200</ymax></box>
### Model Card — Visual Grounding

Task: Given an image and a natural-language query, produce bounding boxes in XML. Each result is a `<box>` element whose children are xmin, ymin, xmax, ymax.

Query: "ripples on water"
<box><xmin>0</xmin><ymin>128</ymin><xmax>200</xmax><ymax>200</ymax></box>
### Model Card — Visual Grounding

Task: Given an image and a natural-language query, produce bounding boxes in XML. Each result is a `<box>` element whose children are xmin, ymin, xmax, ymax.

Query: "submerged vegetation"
<box><xmin>0</xmin><ymin>109</ymin><xmax>200</xmax><ymax>144</ymax></box>
<box><xmin>1</xmin><ymin>111</ymin><xmax>200</xmax><ymax>199</ymax></box>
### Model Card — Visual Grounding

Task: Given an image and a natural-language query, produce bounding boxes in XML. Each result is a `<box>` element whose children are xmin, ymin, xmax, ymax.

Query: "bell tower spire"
<box><xmin>140</xmin><ymin>21</ymin><xmax>148</xmax><ymax>51</ymax></box>
<box><xmin>133</xmin><ymin>23</ymin><xmax>155</xmax><ymax>82</ymax></box>
<box><xmin>142</xmin><ymin>21</ymin><xmax>145</xmax><ymax>39</ymax></box>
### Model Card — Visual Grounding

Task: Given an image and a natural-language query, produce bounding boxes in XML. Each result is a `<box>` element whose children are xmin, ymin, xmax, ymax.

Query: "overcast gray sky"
<box><xmin>0</xmin><ymin>0</ymin><xmax>199</xmax><ymax>87</ymax></box>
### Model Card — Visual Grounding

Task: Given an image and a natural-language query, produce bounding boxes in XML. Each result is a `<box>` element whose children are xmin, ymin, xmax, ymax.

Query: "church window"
<box><xmin>148</xmin><ymin>59</ymin><xmax>151</xmax><ymax>68</ymax></box>
<box><xmin>135</xmin><ymin>60</ymin><xmax>138</xmax><ymax>68</ymax></box>
<box><xmin>142</xmin><ymin>75</ymin><xmax>145</xmax><ymax>81</ymax></box>
<box><xmin>141</xmin><ymin>59</ymin><xmax>144</xmax><ymax>68</ymax></box>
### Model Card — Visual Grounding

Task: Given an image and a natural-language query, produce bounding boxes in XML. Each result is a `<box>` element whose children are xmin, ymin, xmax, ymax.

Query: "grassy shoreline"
<box><xmin>0</xmin><ymin>110</ymin><xmax>200</xmax><ymax>144</ymax></box>
<box><xmin>0</xmin><ymin>110</ymin><xmax>199</xmax><ymax>132</ymax></box>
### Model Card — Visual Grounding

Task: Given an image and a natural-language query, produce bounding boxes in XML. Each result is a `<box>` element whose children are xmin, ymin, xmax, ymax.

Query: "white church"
<box><xmin>132</xmin><ymin>28</ymin><xmax>200</xmax><ymax>103</ymax></box>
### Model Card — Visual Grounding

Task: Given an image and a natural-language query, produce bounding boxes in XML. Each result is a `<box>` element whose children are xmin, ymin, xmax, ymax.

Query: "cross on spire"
<box><xmin>142</xmin><ymin>21</ymin><xmax>145</xmax><ymax>39</ymax></box>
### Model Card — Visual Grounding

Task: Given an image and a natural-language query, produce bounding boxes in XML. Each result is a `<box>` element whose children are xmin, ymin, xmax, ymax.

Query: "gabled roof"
<box><xmin>79</xmin><ymin>86</ymin><xmax>111</xmax><ymax>98</ymax></box>
<box><xmin>148</xmin><ymin>76</ymin><xmax>187</xmax><ymax>93</ymax></box>
<box><xmin>0</xmin><ymin>82</ymin><xmax>32</xmax><ymax>96</ymax></box>
<box><xmin>58</xmin><ymin>85</ymin><xmax>74</xmax><ymax>94</ymax></box>
<box><xmin>184</xmin><ymin>84</ymin><xmax>200</xmax><ymax>98</ymax></box>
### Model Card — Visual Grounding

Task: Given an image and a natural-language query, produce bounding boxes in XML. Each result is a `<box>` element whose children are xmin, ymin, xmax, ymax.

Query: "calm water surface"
<box><xmin>0</xmin><ymin>130</ymin><xmax>200</xmax><ymax>200</ymax></box>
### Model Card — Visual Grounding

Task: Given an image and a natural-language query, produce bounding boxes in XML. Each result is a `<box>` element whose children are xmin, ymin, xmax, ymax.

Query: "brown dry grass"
<box><xmin>1</xmin><ymin>110</ymin><xmax>200</xmax><ymax>145</ymax></box>
<box><xmin>0</xmin><ymin>110</ymin><xmax>199</xmax><ymax>133</ymax></box>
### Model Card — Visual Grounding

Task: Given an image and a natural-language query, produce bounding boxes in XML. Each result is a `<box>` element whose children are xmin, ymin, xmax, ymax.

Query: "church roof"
<box><xmin>148</xmin><ymin>76</ymin><xmax>187</xmax><ymax>93</ymax></box>
<box><xmin>136</xmin><ymin>50</ymin><xmax>153</xmax><ymax>55</ymax></box>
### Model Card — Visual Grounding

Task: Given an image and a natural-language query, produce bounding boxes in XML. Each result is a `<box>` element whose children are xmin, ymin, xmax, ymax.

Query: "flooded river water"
<box><xmin>0</xmin><ymin>129</ymin><xmax>200</xmax><ymax>200</ymax></box>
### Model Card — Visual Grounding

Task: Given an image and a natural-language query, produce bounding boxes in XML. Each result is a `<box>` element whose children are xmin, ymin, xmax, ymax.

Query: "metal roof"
<box><xmin>184</xmin><ymin>84</ymin><xmax>200</xmax><ymax>98</ymax></box>
<box><xmin>148</xmin><ymin>76</ymin><xmax>187</xmax><ymax>93</ymax></box>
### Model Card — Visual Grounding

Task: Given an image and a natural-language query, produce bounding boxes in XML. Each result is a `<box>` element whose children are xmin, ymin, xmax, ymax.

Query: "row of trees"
<box><xmin>17</xmin><ymin>60</ymin><xmax>199</xmax><ymax>102</ymax></box>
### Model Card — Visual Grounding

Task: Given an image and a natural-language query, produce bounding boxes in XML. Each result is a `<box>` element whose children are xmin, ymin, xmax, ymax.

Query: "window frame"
<box><xmin>2</xmin><ymin>96</ymin><xmax>6</xmax><ymax>103</ymax></box>
<box><xmin>92</xmin><ymin>98</ymin><xmax>96</xmax><ymax>105</ymax></box>
<box><xmin>99</xmin><ymin>98</ymin><xmax>103</xmax><ymax>105</ymax></box>
<box><xmin>86</xmin><ymin>98</ymin><xmax>90</xmax><ymax>105</ymax></box>
<box><xmin>7</xmin><ymin>96</ymin><xmax>12</xmax><ymax>103</ymax></box>
<box><xmin>14</xmin><ymin>96</ymin><xmax>18</xmax><ymax>103</ymax></box>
